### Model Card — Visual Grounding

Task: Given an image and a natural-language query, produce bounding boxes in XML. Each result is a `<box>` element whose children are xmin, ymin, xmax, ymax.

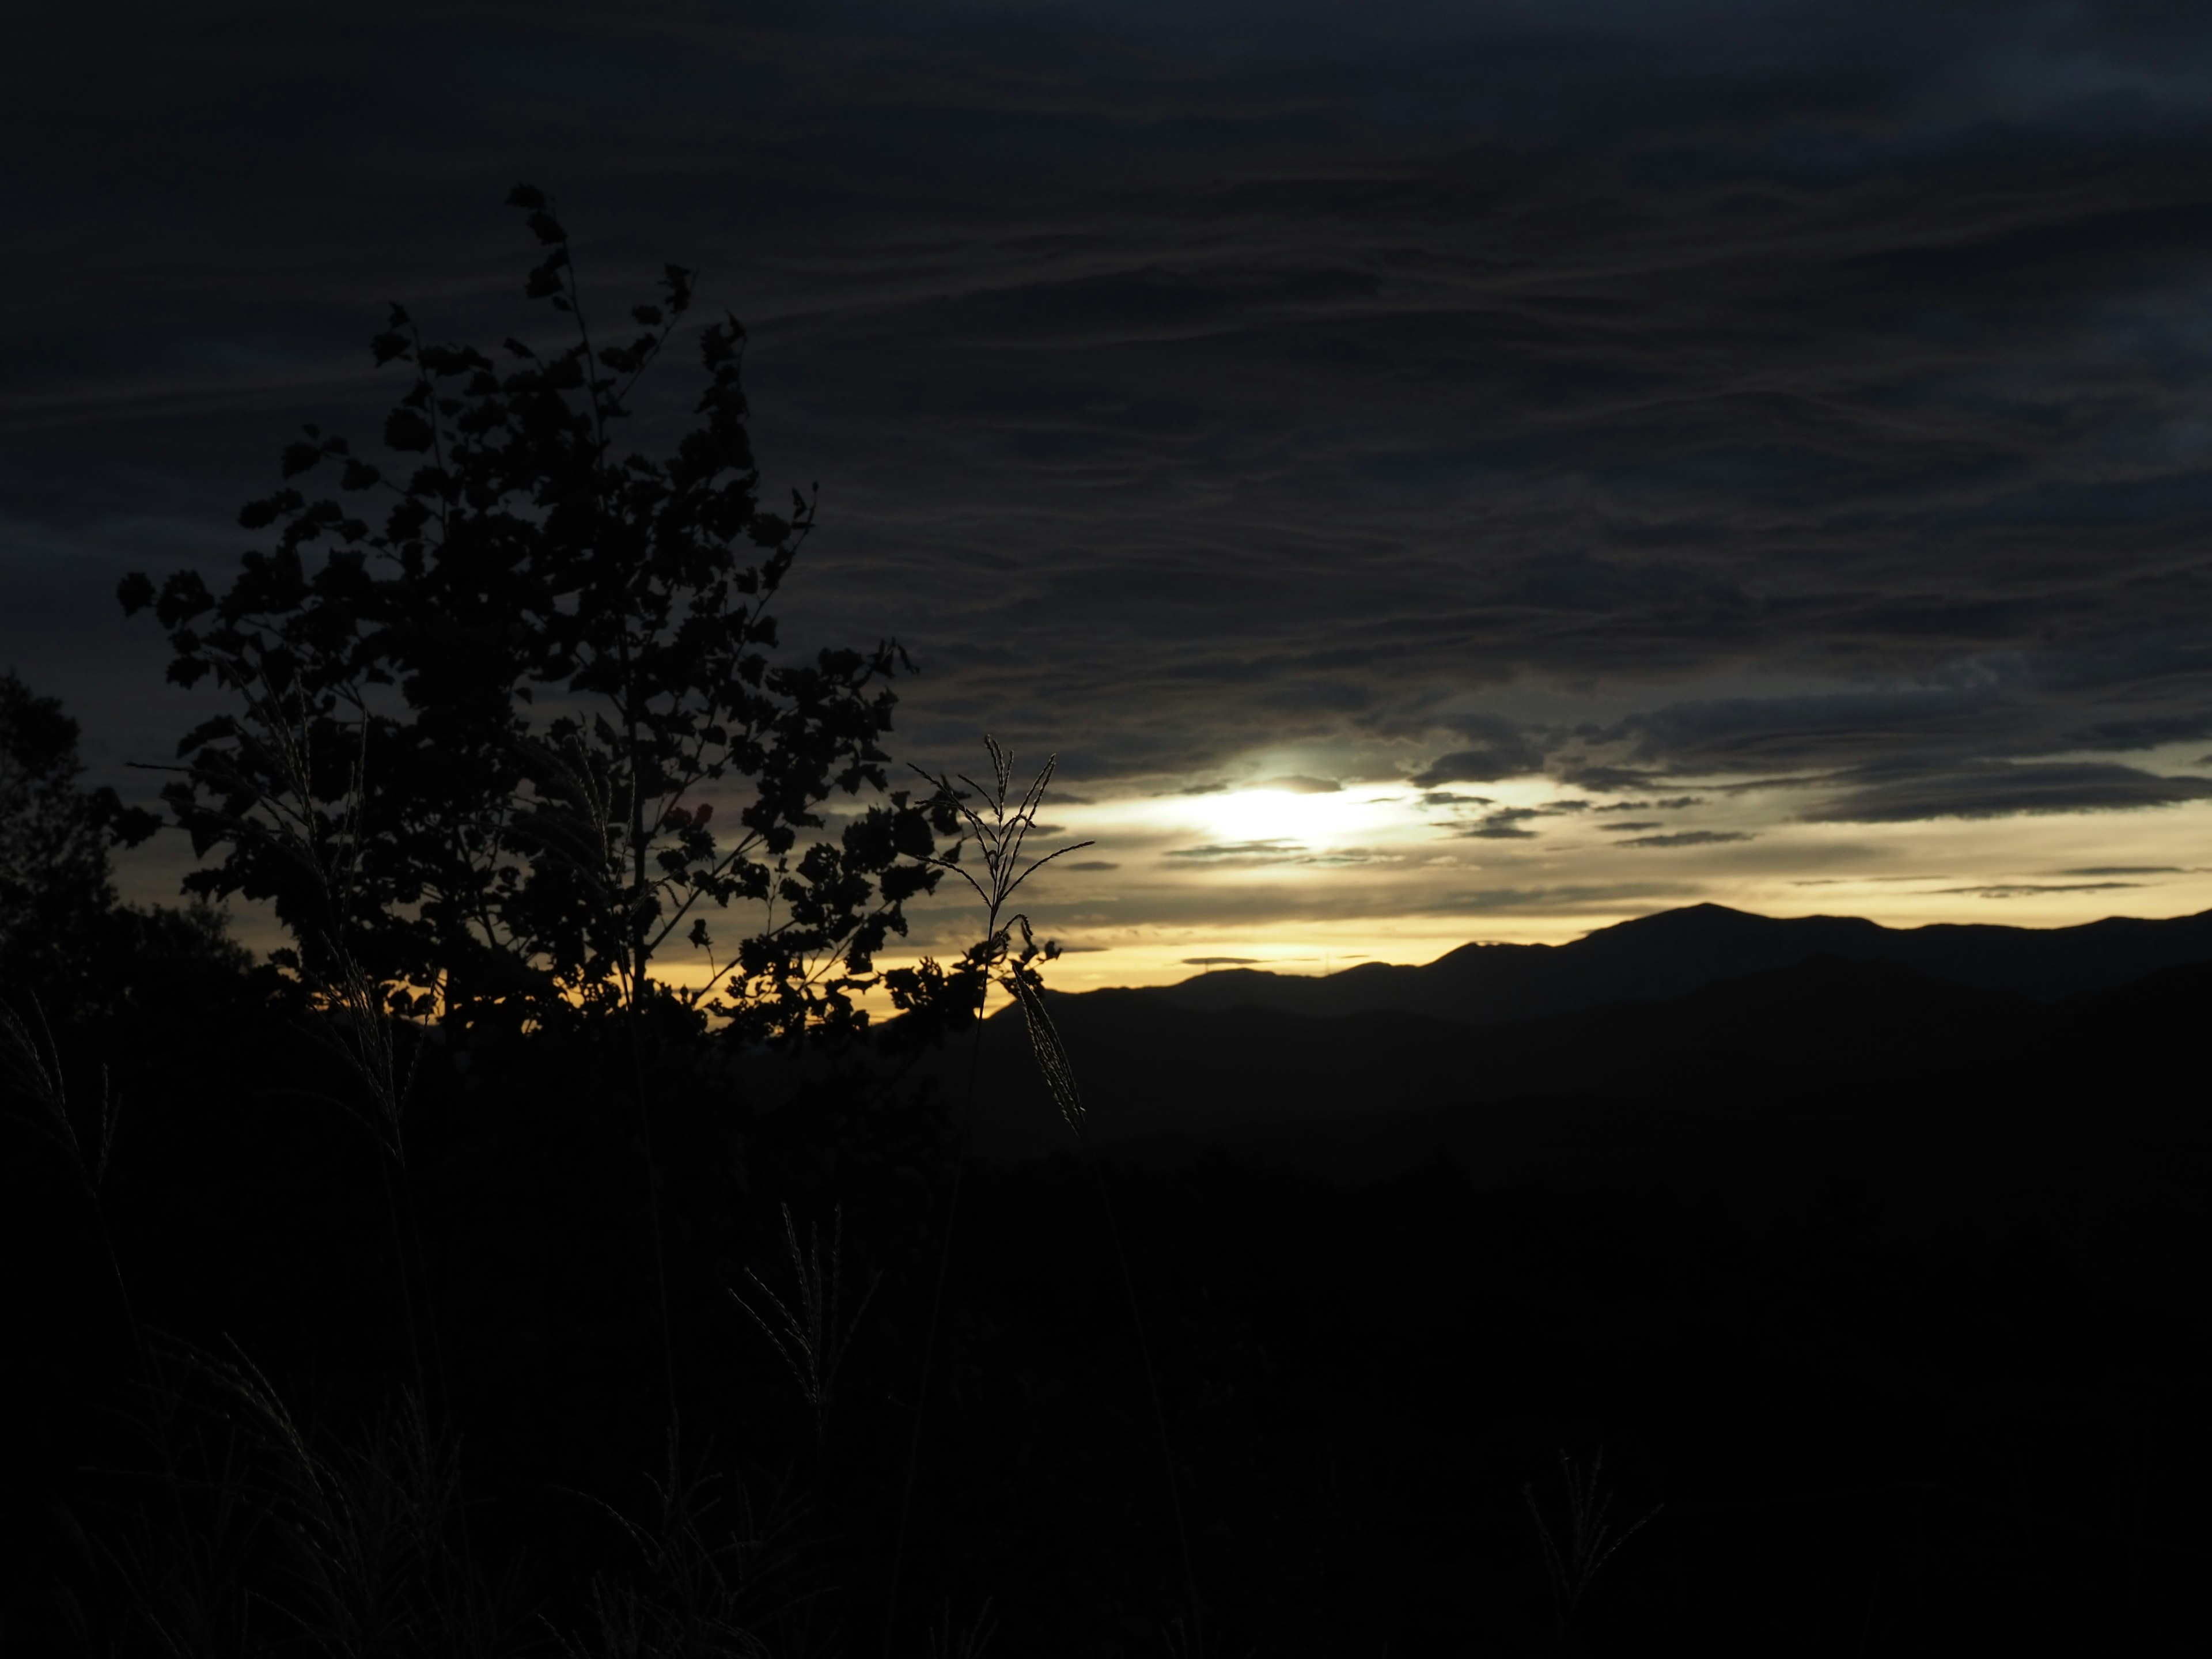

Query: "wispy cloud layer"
<box><xmin>11</xmin><ymin>2</ymin><xmax>2212</xmax><ymax>974</ymax></box>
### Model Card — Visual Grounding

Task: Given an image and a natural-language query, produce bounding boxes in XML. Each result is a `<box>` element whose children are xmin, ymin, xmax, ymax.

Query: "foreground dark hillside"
<box><xmin>7</xmin><ymin>914</ymin><xmax>2211</xmax><ymax>1655</ymax></box>
<box><xmin>937</xmin><ymin>948</ymin><xmax>2212</xmax><ymax>1305</ymax></box>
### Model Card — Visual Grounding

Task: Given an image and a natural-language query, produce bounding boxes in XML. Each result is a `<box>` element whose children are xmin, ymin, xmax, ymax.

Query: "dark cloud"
<box><xmin>1063</xmin><ymin>860</ymin><xmax>1120</xmax><ymax>872</ymax></box>
<box><xmin>1936</xmin><ymin>882</ymin><xmax>2146</xmax><ymax>897</ymax></box>
<box><xmin>1805</xmin><ymin>762</ymin><xmax>2212</xmax><ymax>823</ymax></box>
<box><xmin>1582</xmin><ymin>671</ymin><xmax>2212</xmax><ymax>800</ymax></box>
<box><xmin>1465</xmin><ymin>808</ymin><xmax>1546</xmax><ymax>840</ymax></box>
<box><xmin>1791</xmin><ymin>874</ymin><xmax>1961</xmax><ymax>887</ymax></box>
<box><xmin>1412</xmin><ymin>717</ymin><xmax>1548</xmax><ymax>786</ymax></box>
<box><xmin>2051</xmin><ymin>865</ymin><xmax>2186</xmax><ymax>876</ymax></box>
<box><xmin>1163</xmin><ymin>839</ymin><xmax>1385</xmax><ymax>869</ymax></box>
<box><xmin>1254</xmin><ymin>774</ymin><xmax>1342</xmax><ymax>794</ymax></box>
<box><xmin>1599</xmin><ymin>821</ymin><xmax>1664</xmax><ymax>832</ymax></box>
<box><xmin>1460</xmin><ymin>796</ymin><xmax>1594</xmax><ymax>838</ymax></box>
<box><xmin>1618</xmin><ymin>831</ymin><xmax>1756</xmax><ymax>848</ymax></box>
<box><xmin>1165</xmin><ymin>840</ymin><xmax>1306</xmax><ymax>861</ymax></box>
<box><xmin>12</xmin><ymin>0</ymin><xmax>2212</xmax><ymax>857</ymax></box>
<box><xmin>1559</xmin><ymin>766</ymin><xmax>1664</xmax><ymax>793</ymax></box>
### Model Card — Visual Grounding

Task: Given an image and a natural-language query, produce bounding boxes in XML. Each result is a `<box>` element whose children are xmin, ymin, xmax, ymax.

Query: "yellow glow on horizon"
<box><xmin>109</xmin><ymin>767</ymin><xmax>2212</xmax><ymax>1003</ymax></box>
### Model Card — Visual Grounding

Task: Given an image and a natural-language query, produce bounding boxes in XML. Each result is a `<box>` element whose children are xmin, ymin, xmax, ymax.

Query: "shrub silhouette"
<box><xmin>0</xmin><ymin>669</ymin><xmax>167</xmax><ymax>995</ymax></box>
<box><xmin>118</xmin><ymin>185</ymin><xmax>952</xmax><ymax>1043</ymax></box>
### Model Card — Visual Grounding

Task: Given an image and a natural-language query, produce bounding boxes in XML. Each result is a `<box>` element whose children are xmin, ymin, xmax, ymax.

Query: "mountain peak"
<box><xmin>1146</xmin><ymin>902</ymin><xmax>2212</xmax><ymax>1024</ymax></box>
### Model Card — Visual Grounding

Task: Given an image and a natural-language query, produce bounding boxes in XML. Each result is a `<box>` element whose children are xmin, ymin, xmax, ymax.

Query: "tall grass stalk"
<box><xmin>877</xmin><ymin>911</ymin><xmax>988</xmax><ymax>1647</ymax></box>
<box><xmin>880</xmin><ymin>740</ymin><xmax>1088</xmax><ymax>1657</ymax></box>
<box><xmin>626</xmin><ymin>1021</ymin><xmax>684</xmax><ymax>1459</ymax></box>
<box><xmin>1522</xmin><ymin>1445</ymin><xmax>1661</xmax><ymax>1652</ymax></box>
<box><xmin>1001</xmin><ymin>911</ymin><xmax>1208</xmax><ymax>1654</ymax></box>
<box><xmin>195</xmin><ymin>675</ymin><xmax>479</xmax><ymax>1583</ymax></box>
<box><xmin>1076</xmin><ymin>1142</ymin><xmax>1205</xmax><ymax>1657</ymax></box>
<box><xmin>926</xmin><ymin>1595</ymin><xmax>998</xmax><ymax>1658</ymax></box>
<box><xmin>187</xmin><ymin>676</ymin><xmax>423</xmax><ymax>1327</ymax></box>
<box><xmin>1</xmin><ymin>993</ymin><xmax>145</xmax><ymax>1382</ymax></box>
<box><xmin>0</xmin><ymin>997</ymin><xmax>329</xmax><ymax>1658</ymax></box>
<box><xmin>882</xmin><ymin>740</ymin><xmax>1209</xmax><ymax>1656</ymax></box>
<box><xmin>314</xmin><ymin>946</ymin><xmax>445</xmax><ymax>1423</ymax></box>
<box><xmin>731</xmin><ymin>1200</ymin><xmax>882</xmax><ymax>1460</ymax></box>
<box><xmin>549</xmin><ymin>1434</ymin><xmax>820</xmax><ymax>1659</ymax></box>
<box><xmin>69</xmin><ymin>1334</ymin><xmax>524</xmax><ymax>1659</ymax></box>
<box><xmin>523</xmin><ymin>730</ymin><xmax>687</xmax><ymax>1453</ymax></box>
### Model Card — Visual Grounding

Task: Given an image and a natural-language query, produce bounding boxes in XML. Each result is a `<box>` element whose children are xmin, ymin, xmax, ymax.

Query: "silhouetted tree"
<box><xmin>120</xmin><ymin>188</ymin><xmax>950</xmax><ymax>1039</ymax></box>
<box><xmin>0</xmin><ymin>671</ymin><xmax>157</xmax><ymax>990</ymax></box>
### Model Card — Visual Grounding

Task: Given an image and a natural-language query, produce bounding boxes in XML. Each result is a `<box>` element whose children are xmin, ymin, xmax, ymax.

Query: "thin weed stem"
<box><xmin>880</xmin><ymin>1007</ymin><xmax>985</xmax><ymax>1659</ymax></box>
<box><xmin>376</xmin><ymin>1149</ymin><xmax>431</xmax><ymax>1426</ymax></box>
<box><xmin>730</xmin><ymin>1202</ymin><xmax>880</xmax><ymax>1459</ymax></box>
<box><xmin>884</xmin><ymin>736</ymin><xmax>1206</xmax><ymax>1656</ymax></box>
<box><xmin>1081</xmin><ymin>1145</ymin><xmax>1205</xmax><ymax>1657</ymax></box>
<box><xmin>627</xmin><ymin>1002</ymin><xmax>684</xmax><ymax>1460</ymax></box>
<box><xmin>1522</xmin><ymin>1445</ymin><xmax>1661</xmax><ymax>1652</ymax></box>
<box><xmin>1</xmin><ymin>995</ymin><xmax>150</xmax><ymax>1385</ymax></box>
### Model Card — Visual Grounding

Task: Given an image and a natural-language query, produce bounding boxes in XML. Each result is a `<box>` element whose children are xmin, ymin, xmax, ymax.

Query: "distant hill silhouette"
<box><xmin>914</xmin><ymin>906</ymin><xmax>2212</xmax><ymax>1300</ymax></box>
<box><xmin>1147</xmin><ymin>900</ymin><xmax>2212</xmax><ymax>1022</ymax></box>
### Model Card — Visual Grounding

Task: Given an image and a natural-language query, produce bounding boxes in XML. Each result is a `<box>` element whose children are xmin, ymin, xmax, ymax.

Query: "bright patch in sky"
<box><xmin>1082</xmin><ymin>782</ymin><xmax>1427</xmax><ymax>865</ymax></box>
<box><xmin>111</xmin><ymin>749</ymin><xmax>2212</xmax><ymax>1005</ymax></box>
<box><xmin>869</xmin><ymin>756</ymin><xmax>2212</xmax><ymax>996</ymax></box>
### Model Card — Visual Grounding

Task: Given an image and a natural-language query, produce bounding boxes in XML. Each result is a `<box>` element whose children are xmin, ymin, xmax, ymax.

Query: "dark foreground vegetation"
<box><xmin>7</xmin><ymin>191</ymin><xmax>2209</xmax><ymax>1654</ymax></box>
<box><xmin>7</xmin><ymin>909</ymin><xmax>2212</xmax><ymax>1657</ymax></box>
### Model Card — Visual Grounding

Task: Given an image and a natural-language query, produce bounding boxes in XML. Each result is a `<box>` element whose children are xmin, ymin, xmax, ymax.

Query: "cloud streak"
<box><xmin>1804</xmin><ymin>762</ymin><xmax>2212</xmax><ymax>823</ymax></box>
<box><xmin>12</xmin><ymin>1</ymin><xmax>2212</xmax><ymax>976</ymax></box>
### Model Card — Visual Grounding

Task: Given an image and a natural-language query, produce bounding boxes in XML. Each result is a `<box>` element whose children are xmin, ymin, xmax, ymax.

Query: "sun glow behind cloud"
<box><xmin>29</xmin><ymin>0</ymin><xmax>2212</xmax><ymax>1020</ymax></box>
<box><xmin>1095</xmin><ymin>782</ymin><xmax>1423</xmax><ymax>862</ymax></box>
<box><xmin>876</xmin><ymin>758</ymin><xmax>2212</xmax><ymax>994</ymax></box>
<box><xmin>109</xmin><ymin>752</ymin><xmax>2212</xmax><ymax>1004</ymax></box>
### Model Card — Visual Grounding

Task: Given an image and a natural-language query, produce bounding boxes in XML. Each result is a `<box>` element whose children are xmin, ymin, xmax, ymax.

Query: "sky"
<box><xmin>8</xmin><ymin>0</ymin><xmax>2212</xmax><ymax>990</ymax></box>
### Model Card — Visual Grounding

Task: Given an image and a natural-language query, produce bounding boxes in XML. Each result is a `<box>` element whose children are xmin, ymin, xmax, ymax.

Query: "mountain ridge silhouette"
<box><xmin>1145</xmin><ymin>900</ymin><xmax>2212</xmax><ymax>1022</ymax></box>
<box><xmin>924</xmin><ymin>905</ymin><xmax>2212</xmax><ymax>1298</ymax></box>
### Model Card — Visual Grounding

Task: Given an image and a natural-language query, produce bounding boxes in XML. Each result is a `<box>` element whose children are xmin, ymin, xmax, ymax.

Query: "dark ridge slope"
<box><xmin>960</xmin><ymin>953</ymin><xmax>2048</xmax><ymax>1164</ymax></box>
<box><xmin>1147</xmin><ymin>901</ymin><xmax>2212</xmax><ymax>1024</ymax></box>
<box><xmin>944</xmin><ymin>953</ymin><xmax>2212</xmax><ymax>1298</ymax></box>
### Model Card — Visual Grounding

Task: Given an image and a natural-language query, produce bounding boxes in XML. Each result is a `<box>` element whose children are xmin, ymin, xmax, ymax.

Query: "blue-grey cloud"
<box><xmin>1805</xmin><ymin>762</ymin><xmax>2212</xmax><ymax>823</ymax></box>
<box><xmin>1465</xmin><ymin>808</ymin><xmax>1546</xmax><ymax>839</ymax></box>
<box><xmin>1165</xmin><ymin>839</ymin><xmax>1307</xmax><ymax>861</ymax></box>
<box><xmin>12</xmin><ymin>0</ymin><xmax>2212</xmax><ymax>851</ymax></box>
<box><xmin>1412</xmin><ymin>715</ymin><xmax>1550</xmax><ymax>786</ymax></box>
<box><xmin>1415</xmin><ymin>745</ymin><xmax>1546</xmax><ymax>787</ymax></box>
